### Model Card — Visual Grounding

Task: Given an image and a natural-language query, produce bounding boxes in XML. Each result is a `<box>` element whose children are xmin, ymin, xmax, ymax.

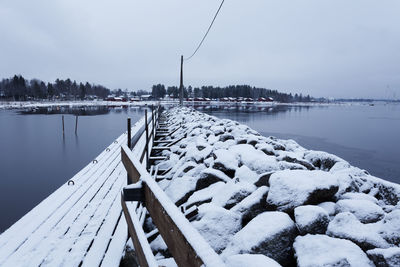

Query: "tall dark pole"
<box><xmin>179</xmin><ymin>55</ymin><xmax>183</xmax><ymax>106</ymax></box>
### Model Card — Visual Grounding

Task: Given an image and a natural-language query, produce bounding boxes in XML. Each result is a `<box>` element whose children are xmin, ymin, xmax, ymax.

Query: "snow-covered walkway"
<box><xmin>0</xmin><ymin>117</ymin><xmax>149</xmax><ymax>266</ymax></box>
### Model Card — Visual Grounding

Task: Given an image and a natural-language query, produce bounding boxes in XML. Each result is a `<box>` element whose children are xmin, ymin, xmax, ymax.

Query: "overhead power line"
<box><xmin>184</xmin><ymin>0</ymin><xmax>226</xmax><ymax>61</ymax></box>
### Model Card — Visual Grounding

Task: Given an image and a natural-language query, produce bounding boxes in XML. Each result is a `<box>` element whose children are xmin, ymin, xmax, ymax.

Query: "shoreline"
<box><xmin>1</xmin><ymin>99</ymin><xmax>391</xmax><ymax>110</ymax></box>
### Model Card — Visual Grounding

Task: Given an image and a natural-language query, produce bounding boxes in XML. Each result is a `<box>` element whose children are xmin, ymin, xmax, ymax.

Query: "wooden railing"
<box><xmin>120</xmin><ymin>107</ymin><xmax>225</xmax><ymax>267</ymax></box>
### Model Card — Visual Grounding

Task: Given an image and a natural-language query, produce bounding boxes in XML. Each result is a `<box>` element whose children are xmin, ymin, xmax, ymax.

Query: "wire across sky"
<box><xmin>184</xmin><ymin>0</ymin><xmax>226</xmax><ymax>61</ymax></box>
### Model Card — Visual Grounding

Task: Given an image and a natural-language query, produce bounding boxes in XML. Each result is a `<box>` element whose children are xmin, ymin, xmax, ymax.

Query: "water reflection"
<box><xmin>190</xmin><ymin>104</ymin><xmax>318</xmax><ymax>116</ymax></box>
<box><xmin>18</xmin><ymin>105</ymin><xmax>143</xmax><ymax>116</ymax></box>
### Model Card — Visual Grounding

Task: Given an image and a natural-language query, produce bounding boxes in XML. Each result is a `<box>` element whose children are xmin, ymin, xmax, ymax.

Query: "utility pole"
<box><xmin>179</xmin><ymin>55</ymin><xmax>183</xmax><ymax>106</ymax></box>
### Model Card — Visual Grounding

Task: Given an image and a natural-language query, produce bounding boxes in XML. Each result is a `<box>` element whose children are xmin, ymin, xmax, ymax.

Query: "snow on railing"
<box><xmin>120</xmin><ymin>107</ymin><xmax>226</xmax><ymax>267</ymax></box>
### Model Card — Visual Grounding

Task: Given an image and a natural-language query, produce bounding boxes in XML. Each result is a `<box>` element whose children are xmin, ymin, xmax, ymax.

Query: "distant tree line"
<box><xmin>151</xmin><ymin>84</ymin><xmax>312</xmax><ymax>102</ymax></box>
<box><xmin>0</xmin><ymin>75</ymin><xmax>111</xmax><ymax>100</ymax></box>
<box><xmin>0</xmin><ymin>75</ymin><xmax>312</xmax><ymax>103</ymax></box>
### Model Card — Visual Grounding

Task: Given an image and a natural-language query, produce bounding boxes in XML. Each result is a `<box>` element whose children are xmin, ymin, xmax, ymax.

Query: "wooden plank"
<box><xmin>152</xmin><ymin>146</ymin><xmax>171</xmax><ymax>150</ymax></box>
<box><xmin>121</xmin><ymin>145</ymin><xmax>225</xmax><ymax>267</ymax></box>
<box><xmin>121</xmin><ymin>197</ymin><xmax>158</xmax><ymax>267</ymax></box>
<box><xmin>153</xmin><ymin>140</ymin><xmax>172</xmax><ymax>144</ymax></box>
<box><xmin>149</xmin><ymin>156</ymin><xmax>167</xmax><ymax>160</ymax></box>
<box><xmin>99</xmin><ymin>213</ymin><xmax>127</xmax><ymax>267</ymax></box>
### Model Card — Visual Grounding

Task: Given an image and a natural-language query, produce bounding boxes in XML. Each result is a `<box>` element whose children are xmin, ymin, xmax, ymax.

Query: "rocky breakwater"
<box><xmin>147</xmin><ymin>107</ymin><xmax>400</xmax><ymax>267</ymax></box>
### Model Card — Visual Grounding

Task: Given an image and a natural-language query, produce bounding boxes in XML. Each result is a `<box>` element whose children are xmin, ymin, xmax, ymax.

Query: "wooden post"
<box><xmin>145</xmin><ymin>109</ymin><xmax>149</xmax><ymax>170</ymax></box>
<box><xmin>75</xmin><ymin>116</ymin><xmax>78</xmax><ymax>134</ymax></box>
<box><xmin>179</xmin><ymin>55</ymin><xmax>183</xmax><ymax>106</ymax></box>
<box><xmin>127</xmin><ymin>118</ymin><xmax>131</xmax><ymax>149</ymax></box>
<box><xmin>62</xmin><ymin>115</ymin><xmax>65</xmax><ymax>135</ymax></box>
<box><xmin>151</xmin><ymin>105</ymin><xmax>155</xmax><ymax>137</ymax></box>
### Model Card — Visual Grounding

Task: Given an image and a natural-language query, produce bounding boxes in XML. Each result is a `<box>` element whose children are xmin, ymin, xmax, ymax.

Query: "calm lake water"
<box><xmin>193</xmin><ymin>103</ymin><xmax>400</xmax><ymax>185</ymax></box>
<box><xmin>0</xmin><ymin>106</ymin><xmax>145</xmax><ymax>232</ymax></box>
<box><xmin>0</xmin><ymin>103</ymin><xmax>399</xmax><ymax>232</ymax></box>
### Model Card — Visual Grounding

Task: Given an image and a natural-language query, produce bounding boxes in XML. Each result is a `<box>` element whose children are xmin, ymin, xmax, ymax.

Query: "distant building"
<box><xmin>130</xmin><ymin>97</ymin><xmax>140</xmax><ymax>102</ymax></box>
<box><xmin>140</xmin><ymin>94</ymin><xmax>152</xmax><ymax>101</ymax></box>
<box><xmin>258</xmin><ymin>97</ymin><xmax>274</xmax><ymax>102</ymax></box>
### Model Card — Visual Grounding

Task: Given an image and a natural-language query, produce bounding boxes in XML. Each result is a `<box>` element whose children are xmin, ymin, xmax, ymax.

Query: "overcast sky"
<box><xmin>1</xmin><ymin>0</ymin><xmax>399</xmax><ymax>98</ymax></box>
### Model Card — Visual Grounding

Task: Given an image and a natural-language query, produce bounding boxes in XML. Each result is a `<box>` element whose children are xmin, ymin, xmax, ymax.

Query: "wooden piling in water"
<box><xmin>62</xmin><ymin>115</ymin><xmax>65</xmax><ymax>135</ymax></box>
<box><xmin>75</xmin><ymin>116</ymin><xmax>78</xmax><ymax>134</ymax></box>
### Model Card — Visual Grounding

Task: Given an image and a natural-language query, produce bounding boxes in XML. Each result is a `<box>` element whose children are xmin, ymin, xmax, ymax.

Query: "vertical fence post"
<box><xmin>151</xmin><ymin>105</ymin><xmax>155</xmax><ymax>138</ymax></box>
<box><xmin>127</xmin><ymin>118</ymin><xmax>131</xmax><ymax>149</ymax></box>
<box><xmin>127</xmin><ymin>117</ymin><xmax>132</xmax><ymax>185</ymax></box>
<box><xmin>145</xmin><ymin>109</ymin><xmax>149</xmax><ymax>170</ymax></box>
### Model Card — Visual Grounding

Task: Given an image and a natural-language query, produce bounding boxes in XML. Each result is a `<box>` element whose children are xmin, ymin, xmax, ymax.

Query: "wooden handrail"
<box><xmin>121</xmin><ymin>145</ymin><xmax>225</xmax><ymax>267</ymax></box>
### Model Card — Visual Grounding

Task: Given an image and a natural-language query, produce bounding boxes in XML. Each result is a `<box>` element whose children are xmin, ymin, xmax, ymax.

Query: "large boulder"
<box><xmin>192</xmin><ymin>204</ymin><xmax>241</xmax><ymax>253</ymax></box>
<box><xmin>294</xmin><ymin>205</ymin><xmax>329</xmax><ymax>235</ymax></box>
<box><xmin>185</xmin><ymin>182</ymin><xmax>225</xmax><ymax>209</ymax></box>
<box><xmin>230</xmin><ymin>186</ymin><xmax>270</xmax><ymax>227</ymax></box>
<box><xmin>267</xmin><ymin>170</ymin><xmax>339</xmax><ymax>212</ymax></box>
<box><xmin>229</xmin><ymin>144</ymin><xmax>280</xmax><ymax>174</ymax></box>
<box><xmin>317</xmin><ymin>201</ymin><xmax>337</xmax><ymax>217</ymax></box>
<box><xmin>326</xmin><ymin>212</ymin><xmax>390</xmax><ymax>250</ymax></box>
<box><xmin>225</xmin><ymin>254</ymin><xmax>282</xmax><ymax>267</ymax></box>
<box><xmin>212</xmin><ymin>149</ymin><xmax>239</xmax><ymax>178</ymax></box>
<box><xmin>335</xmin><ymin>199</ymin><xmax>385</xmax><ymax>223</ymax></box>
<box><xmin>379</xmin><ymin>210</ymin><xmax>400</xmax><ymax>245</ymax></box>
<box><xmin>304</xmin><ymin>151</ymin><xmax>345</xmax><ymax>171</ymax></box>
<box><xmin>195</xmin><ymin>168</ymin><xmax>231</xmax><ymax>191</ymax></box>
<box><xmin>367</xmin><ymin>247</ymin><xmax>400</xmax><ymax>267</ymax></box>
<box><xmin>339</xmin><ymin>192</ymin><xmax>379</xmax><ymax>204</ymax></box>
<box><xmin>235</xmin><ymin>165</ymin><xmax>259</xmax><ymax>184</ymax></box>
<box><xmin>212</xmin><ymin>180</ymin><xmax>256</xmax><ymax>209</ymax></box>
<box><xmin>222</xmin><ymin>211</ymin><xmax>297</xmax><ymax>266</ymax></box>
<box><xmin>293</xmin><ymin>234</ymin><xmax>374</xmax><ymax>267</ymax></box>
<box><xmin>164</xmin><ymin>175</ymin><xmax>198</xmax><ymax>205</ymax></box>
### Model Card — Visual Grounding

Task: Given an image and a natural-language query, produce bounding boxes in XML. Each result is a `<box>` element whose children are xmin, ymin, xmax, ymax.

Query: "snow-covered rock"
<box><xmin>229</xmin><ymin>144</ymin><xmax>280</xmax><ymax>174</ymax></box>
<box><xmin>304</xmin><ymin>150</ymin><xmax>345</xmax><ymax>171</ymax></box>
<box><xmin>335</xmin><ymin>199</ymin><xmax>385</xmax><ymax>223</ymax></box>
<box><xmin>380</xmin><ymin>210</ymin><xmax>400</xmax><ymax>246</ymax></box>
<box><xmin>222</xmin><ymin>211</ymin><xmax>297</xmax><ymax>266</ymax></box>
<box><xmin>327</xmin><ymin>212</ymin><xmax>390</xmax><ymax>250</ymax></box>
<box><xmin>317</xmin><ymin>201</ymin><xmax>337</xmax><ymax>217</ymax></box>
<box><xmin>150</xmin><ymin>107</ymin><xmax>400</xmax><ymax>266</ymax></box>
<box><xmin>267</xmin><ymin>170</ymin><xmax>339</xmax><ymax>212</ymax></box>
<box><xmin>294</xmin><ymin>205</ymin><xmax>329</xmax><ymax>235</ymax></box>
<box><xmin>195</xmin><ymin>168</ymin><xmax>231</xmax><ymax>191</ymax></box>
<box><xmin>211</xmin><ymin>180</ymin><xmax>256</xmax><ymax>209</ymax></box>
<box><xmin>235</xmin><ymin>165</ymin><xmax>259</xmax><ymax>184</ymax></box>
<box><xmin>164</xmin><ymin>175</ymin><xmax>198</xmax><ymax>205</ymax></box>
<box><xmin>192</xmin><ymin>204</ymin><xmax>241</xmax><ymax>253</ymax></box>
<box><xmin>230</xmin><ymin>186</ymin><xmax>270</xmax><ymax>226</ymax></box>
<box><xmin>254</xmin><ymin>172</ymin><xmax>273</xmax><ymax>187</ymax></box>
<box><xmin>212</xmin><ymin>149</ymin><xmax>239</xmax><ymax>178</ymax></box>
<box><xmin>185</xmin><ymin>182</ymin><xmax>225</xmax><ymax>209</ymax></box>
<box><xmin>225</xmin><ymin>254</ymin><xmax>282</xmax><ymax>267</ymax></box>
<box><xmin>340</xmin><ymin>192</ymin><xmax>379</xmax><ymax>204</ymax></box>
<box><xmin>293</xmin><ymin>234</ymin><xmax>374</xmax><ymax>267</ymax></box>
<box><xmin>367</xmin><ymin>247</ymin><xmax>400</xmax><ymax>267</ymax></box>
